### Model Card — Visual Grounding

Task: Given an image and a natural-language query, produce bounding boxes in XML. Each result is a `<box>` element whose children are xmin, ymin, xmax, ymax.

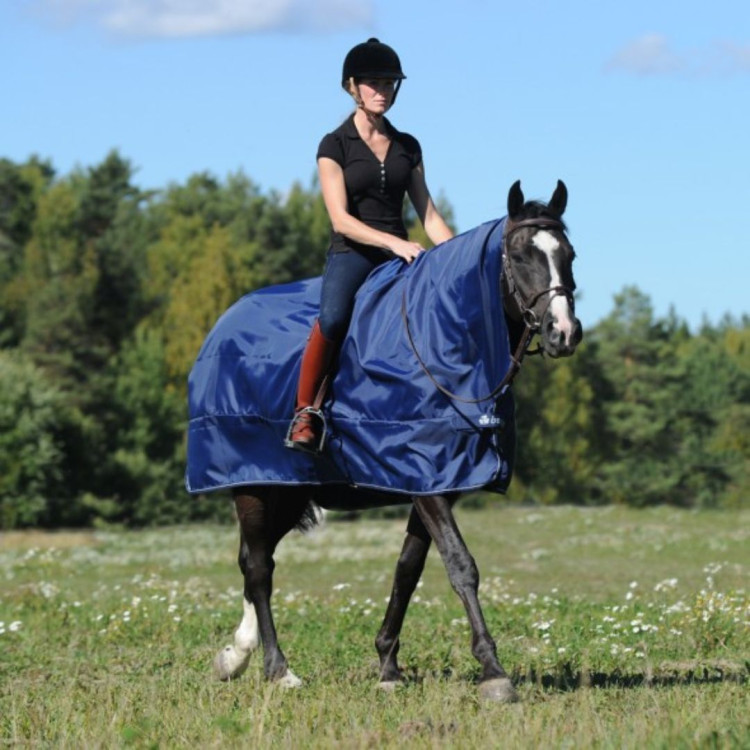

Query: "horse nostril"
<box><xmin>546</xmin><ymin>321</ymin><xmax>561</xmax><ymax>345</ymax></box>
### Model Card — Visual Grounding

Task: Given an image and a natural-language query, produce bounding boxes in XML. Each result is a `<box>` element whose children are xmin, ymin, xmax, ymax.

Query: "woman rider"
<box><xmin>287</xmin><ymin>38</ymin><xmax>454</xmax><ymax>453</ymax></box>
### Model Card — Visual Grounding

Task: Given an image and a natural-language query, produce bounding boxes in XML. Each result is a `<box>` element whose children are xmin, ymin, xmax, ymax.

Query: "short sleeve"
<box><xmin>317</xmin><ymin>132</ymin><xmax>345</xmax><ymax>167</ymax></box>
<box><xmin>412</xmin><ymin>140</ymin><xmax>423</xmax><ymax>169</ymax></box>
<box><xmin>401</xmin><ymin>132</ymin><xmax>422</xmax><ymax>169</ymax></box>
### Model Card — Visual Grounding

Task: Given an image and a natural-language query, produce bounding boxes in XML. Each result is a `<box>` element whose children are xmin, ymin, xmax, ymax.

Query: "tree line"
<box><xmin>0</xmin><ymin>151</ymin><xmax>747</xmax><ymax>528</ymax></box>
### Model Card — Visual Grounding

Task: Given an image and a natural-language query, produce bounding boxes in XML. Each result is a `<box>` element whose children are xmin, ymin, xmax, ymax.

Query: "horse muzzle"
<box><xmin>541</xmin><ymin>311</ymin><xmax>583</xmax><ymax>358</ymax></box>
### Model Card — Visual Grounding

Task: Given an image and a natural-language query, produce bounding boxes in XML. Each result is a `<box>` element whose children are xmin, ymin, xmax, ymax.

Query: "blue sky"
<box><xmin>2</xmin><ymin>0</ymin><xmax>749</xmax><ymax>330</ymax></box>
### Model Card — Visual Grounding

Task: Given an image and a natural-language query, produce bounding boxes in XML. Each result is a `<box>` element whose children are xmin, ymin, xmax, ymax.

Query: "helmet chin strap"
<box><xmin>391</xmin><ymin>78</ymin><xmax>401</xmax><ymax>105</ymax></box>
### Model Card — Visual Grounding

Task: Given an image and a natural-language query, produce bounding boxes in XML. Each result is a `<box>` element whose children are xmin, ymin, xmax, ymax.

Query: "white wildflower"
<box><xmin>532</xmin><ymin>619</ymin><xmax>554</xmax><ymax>631</ymax></box>
<box><xmin>654</xmin><ymin>578</ymin><xmax>678</xmax><ymax>592</ymax></box>
<box><xmin>40</xmin><ymin>582</ymin><xmax>58</xmax><ymax>599</ymax></box>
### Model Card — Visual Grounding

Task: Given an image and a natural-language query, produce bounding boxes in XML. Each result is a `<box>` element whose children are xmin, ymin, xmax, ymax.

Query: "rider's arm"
<box><xmin>318</xmin><ymin>157</ymin><xmax>424</xmax><ymax>263</ymax></box>
<box><xmin>407</xmin><ymin>162</ymin><xmax>454</xmax><ymax>247</ymax></box>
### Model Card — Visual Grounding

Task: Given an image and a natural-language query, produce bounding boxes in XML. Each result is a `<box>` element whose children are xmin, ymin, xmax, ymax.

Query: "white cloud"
<box><xmin>715</xmin><ymin>40</ymin><xmax>750</xmax><ymax>73</ymax></box>
<box><xmin>605</xmin><ymin>34</ymin><xmax>684</xmax><ymax>76</ymax></box>
<box><xmin>606</xmin><ymin>33</ymin><xmax>750</xmax><ymax>77</ymax></box>
<box><xmin>32</xmin><ymin>0</ymin><xmax>374</xmax><ymax>37</ymax></box>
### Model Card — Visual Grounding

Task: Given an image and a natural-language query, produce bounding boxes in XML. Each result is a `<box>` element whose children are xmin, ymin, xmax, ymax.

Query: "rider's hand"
<box><xmin>390</xmin><ymin>239</ymin><xmax>425</xmax><ymax>264</ymax></box>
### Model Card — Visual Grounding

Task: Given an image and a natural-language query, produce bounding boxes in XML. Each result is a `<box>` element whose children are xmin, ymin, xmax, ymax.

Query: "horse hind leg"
<box><xmin>214</xmin><ymin>595</ymin><xmax>259</xmax><ymax>681</ymax></box>
<box><xmin>214</xmin><ymin>488</ymin><xmax>312</xmax><ymax>687</ymax></box>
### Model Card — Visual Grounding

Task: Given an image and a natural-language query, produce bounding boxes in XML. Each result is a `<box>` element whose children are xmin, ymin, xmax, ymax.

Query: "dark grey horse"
<box><xmin>212</xmin><ymin>181</ymin><xmax>582</xmax><ymax>703</ymax></box>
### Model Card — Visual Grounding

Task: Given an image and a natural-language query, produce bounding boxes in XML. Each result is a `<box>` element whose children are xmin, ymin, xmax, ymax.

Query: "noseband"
<box><xmin>401</xmin><ymin>217</ymin><xmax>575</xmax><ymax>405</ymax></box>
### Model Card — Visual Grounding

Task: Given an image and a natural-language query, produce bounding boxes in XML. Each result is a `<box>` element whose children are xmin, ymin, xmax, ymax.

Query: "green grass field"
<box><xmin>2</xmin><ymin>504</ymin><xmax>748</xmax><ymax>748</ymax></box>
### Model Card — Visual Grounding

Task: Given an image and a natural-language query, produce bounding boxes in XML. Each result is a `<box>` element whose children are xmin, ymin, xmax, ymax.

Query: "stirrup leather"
<box><xmin>284</xmin><ymin>406</ymin><xmax>328</xmax><ymax>454</ymax></box>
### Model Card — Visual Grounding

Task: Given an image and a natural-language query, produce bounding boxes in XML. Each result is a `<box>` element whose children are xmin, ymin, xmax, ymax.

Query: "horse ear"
<box><xmin>507</xmin><ymin>180</ymin><xmax>524</xmax><ymax>218</ymax></box>
<box><xmin>548</xmin><ymin>180</ymin><xmax>568</xmax><ymax>217</ymax></box>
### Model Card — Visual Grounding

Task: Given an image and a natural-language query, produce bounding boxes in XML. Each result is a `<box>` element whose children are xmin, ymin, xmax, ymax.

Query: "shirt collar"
<box><xmin>343</xmin><ymin>113</ymin><xmax>395</xmax><ymax>140</ymax></box>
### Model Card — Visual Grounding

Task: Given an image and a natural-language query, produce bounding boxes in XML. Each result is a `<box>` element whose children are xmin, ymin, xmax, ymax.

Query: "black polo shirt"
<box><xmin>317</xmin><ymin>114</ymin><xmax>422</xmax><ymax>254</ymax></box>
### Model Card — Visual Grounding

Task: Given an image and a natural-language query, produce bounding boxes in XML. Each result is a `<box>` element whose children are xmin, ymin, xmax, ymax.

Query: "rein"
<box><xmin>401</xmin><ymin>216</ymin><xmax>573</xmax><ymax>405</ymax></box>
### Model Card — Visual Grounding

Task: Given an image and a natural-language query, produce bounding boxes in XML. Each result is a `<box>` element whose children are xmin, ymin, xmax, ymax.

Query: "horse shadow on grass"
<box><xmin>393</xmin><ymin>661</ymin><xmax>747</xmax><ymax>692</ymax></box>
<box><xmin>513</xmin><ymin>660</ymin><xmax>748</xmax><ymax>691</ymax></box>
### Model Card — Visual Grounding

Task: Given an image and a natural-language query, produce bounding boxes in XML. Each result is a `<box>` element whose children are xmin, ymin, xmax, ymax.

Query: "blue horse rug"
<box><xmin>186</xmin><ymin>218</ymin><xmax>516</xmax><ymax>496</ymax></box>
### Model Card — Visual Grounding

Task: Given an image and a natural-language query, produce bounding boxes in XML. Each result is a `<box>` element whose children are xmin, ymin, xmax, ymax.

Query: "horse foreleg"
<box><xmin>412</xmin><ymin>494</ymin><xmax>518</xmax><ymax>703</ymax></box>
<box><xmin>375</xmin><ymin>507</ymin><xmax>431</xmax><ymax>687</ymax></box>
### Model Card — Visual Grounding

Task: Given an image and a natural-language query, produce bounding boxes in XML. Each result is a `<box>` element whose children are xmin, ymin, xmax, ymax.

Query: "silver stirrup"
<box><xmin>284</xmin><ymin>407</ymin><xmax>328</xmax><ymax>454</ymax></box>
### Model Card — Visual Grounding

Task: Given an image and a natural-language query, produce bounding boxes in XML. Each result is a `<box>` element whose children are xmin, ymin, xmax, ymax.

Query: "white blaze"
<box><xmin>532</xmin><ymin>231</ymin><xmax>576</xmax><ymax>341</ymax></box>
<box><xmin>531</xmin><ymin>230</ymin><xmax>559</xmax><ymax>255</ymax></box>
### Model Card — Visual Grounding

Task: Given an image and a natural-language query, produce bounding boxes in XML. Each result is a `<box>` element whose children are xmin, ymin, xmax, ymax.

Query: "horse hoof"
<box><xmin>276</xmin><ymin>669</ymin><xmax>303</xmax><ymax>689</ymax></box>
<box><xmin>213</xmin><ymin>645</ymin><xmax>250</xmax><ymax>681</ymax></box>
<box><xmin>478</xmin><ymin>678</ymin><xmax>519</xmax><ymax>704</ymax></box>
<box><xmin>377</xmin><ymin>680</ymin><xmax>400</xmax><ymax>692</ymax></box>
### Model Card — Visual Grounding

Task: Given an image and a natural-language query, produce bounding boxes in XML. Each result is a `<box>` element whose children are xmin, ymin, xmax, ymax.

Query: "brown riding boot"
<box><xmin>286</xmin><ymin>320</ymin><xmax>338</xmax><ymax>453</ymax></box>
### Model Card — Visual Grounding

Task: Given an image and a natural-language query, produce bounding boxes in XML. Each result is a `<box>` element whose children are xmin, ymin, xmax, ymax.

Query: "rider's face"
<box><xmin>356</xmin><ymin>78</ymin><xmax>396</xmax><ymax>112</ymax></box>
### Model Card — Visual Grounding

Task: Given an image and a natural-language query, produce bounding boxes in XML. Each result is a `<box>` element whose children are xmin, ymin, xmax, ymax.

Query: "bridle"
<box><xmin>502</xmin><ymin>217</ymin><xmax>575</xmax><ymax>333</ymax></box>
<box><xmin>401</xmin><ymin>217</ymin><xmax>575</xmax><ymax>405</ymax></box>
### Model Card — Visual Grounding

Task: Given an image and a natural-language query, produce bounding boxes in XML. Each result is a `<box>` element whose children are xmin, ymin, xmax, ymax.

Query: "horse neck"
<box><xmin>503</xmin><ymin>311</ymin><xmax>527</xmax><ymax>352</ymax></box>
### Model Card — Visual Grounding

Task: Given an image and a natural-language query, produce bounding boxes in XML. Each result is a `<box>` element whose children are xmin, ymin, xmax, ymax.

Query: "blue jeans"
<box><xmin>318</xmin><ymin>248</ymin><xmax>390</xmax><ymax>341</ymax></box>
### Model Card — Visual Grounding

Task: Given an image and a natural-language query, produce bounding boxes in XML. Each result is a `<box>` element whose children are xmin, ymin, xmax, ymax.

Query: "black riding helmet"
<box><xmin>342</xmin><ymin>38</ymin><xmax>406</xmax><ymax>105</ymax></box>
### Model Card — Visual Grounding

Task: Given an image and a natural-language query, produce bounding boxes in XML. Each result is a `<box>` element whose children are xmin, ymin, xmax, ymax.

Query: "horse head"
<box><xmin>503</xmin><ymin>180</ymin><xmax>582</xmax><ymax>358</ymax></box>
